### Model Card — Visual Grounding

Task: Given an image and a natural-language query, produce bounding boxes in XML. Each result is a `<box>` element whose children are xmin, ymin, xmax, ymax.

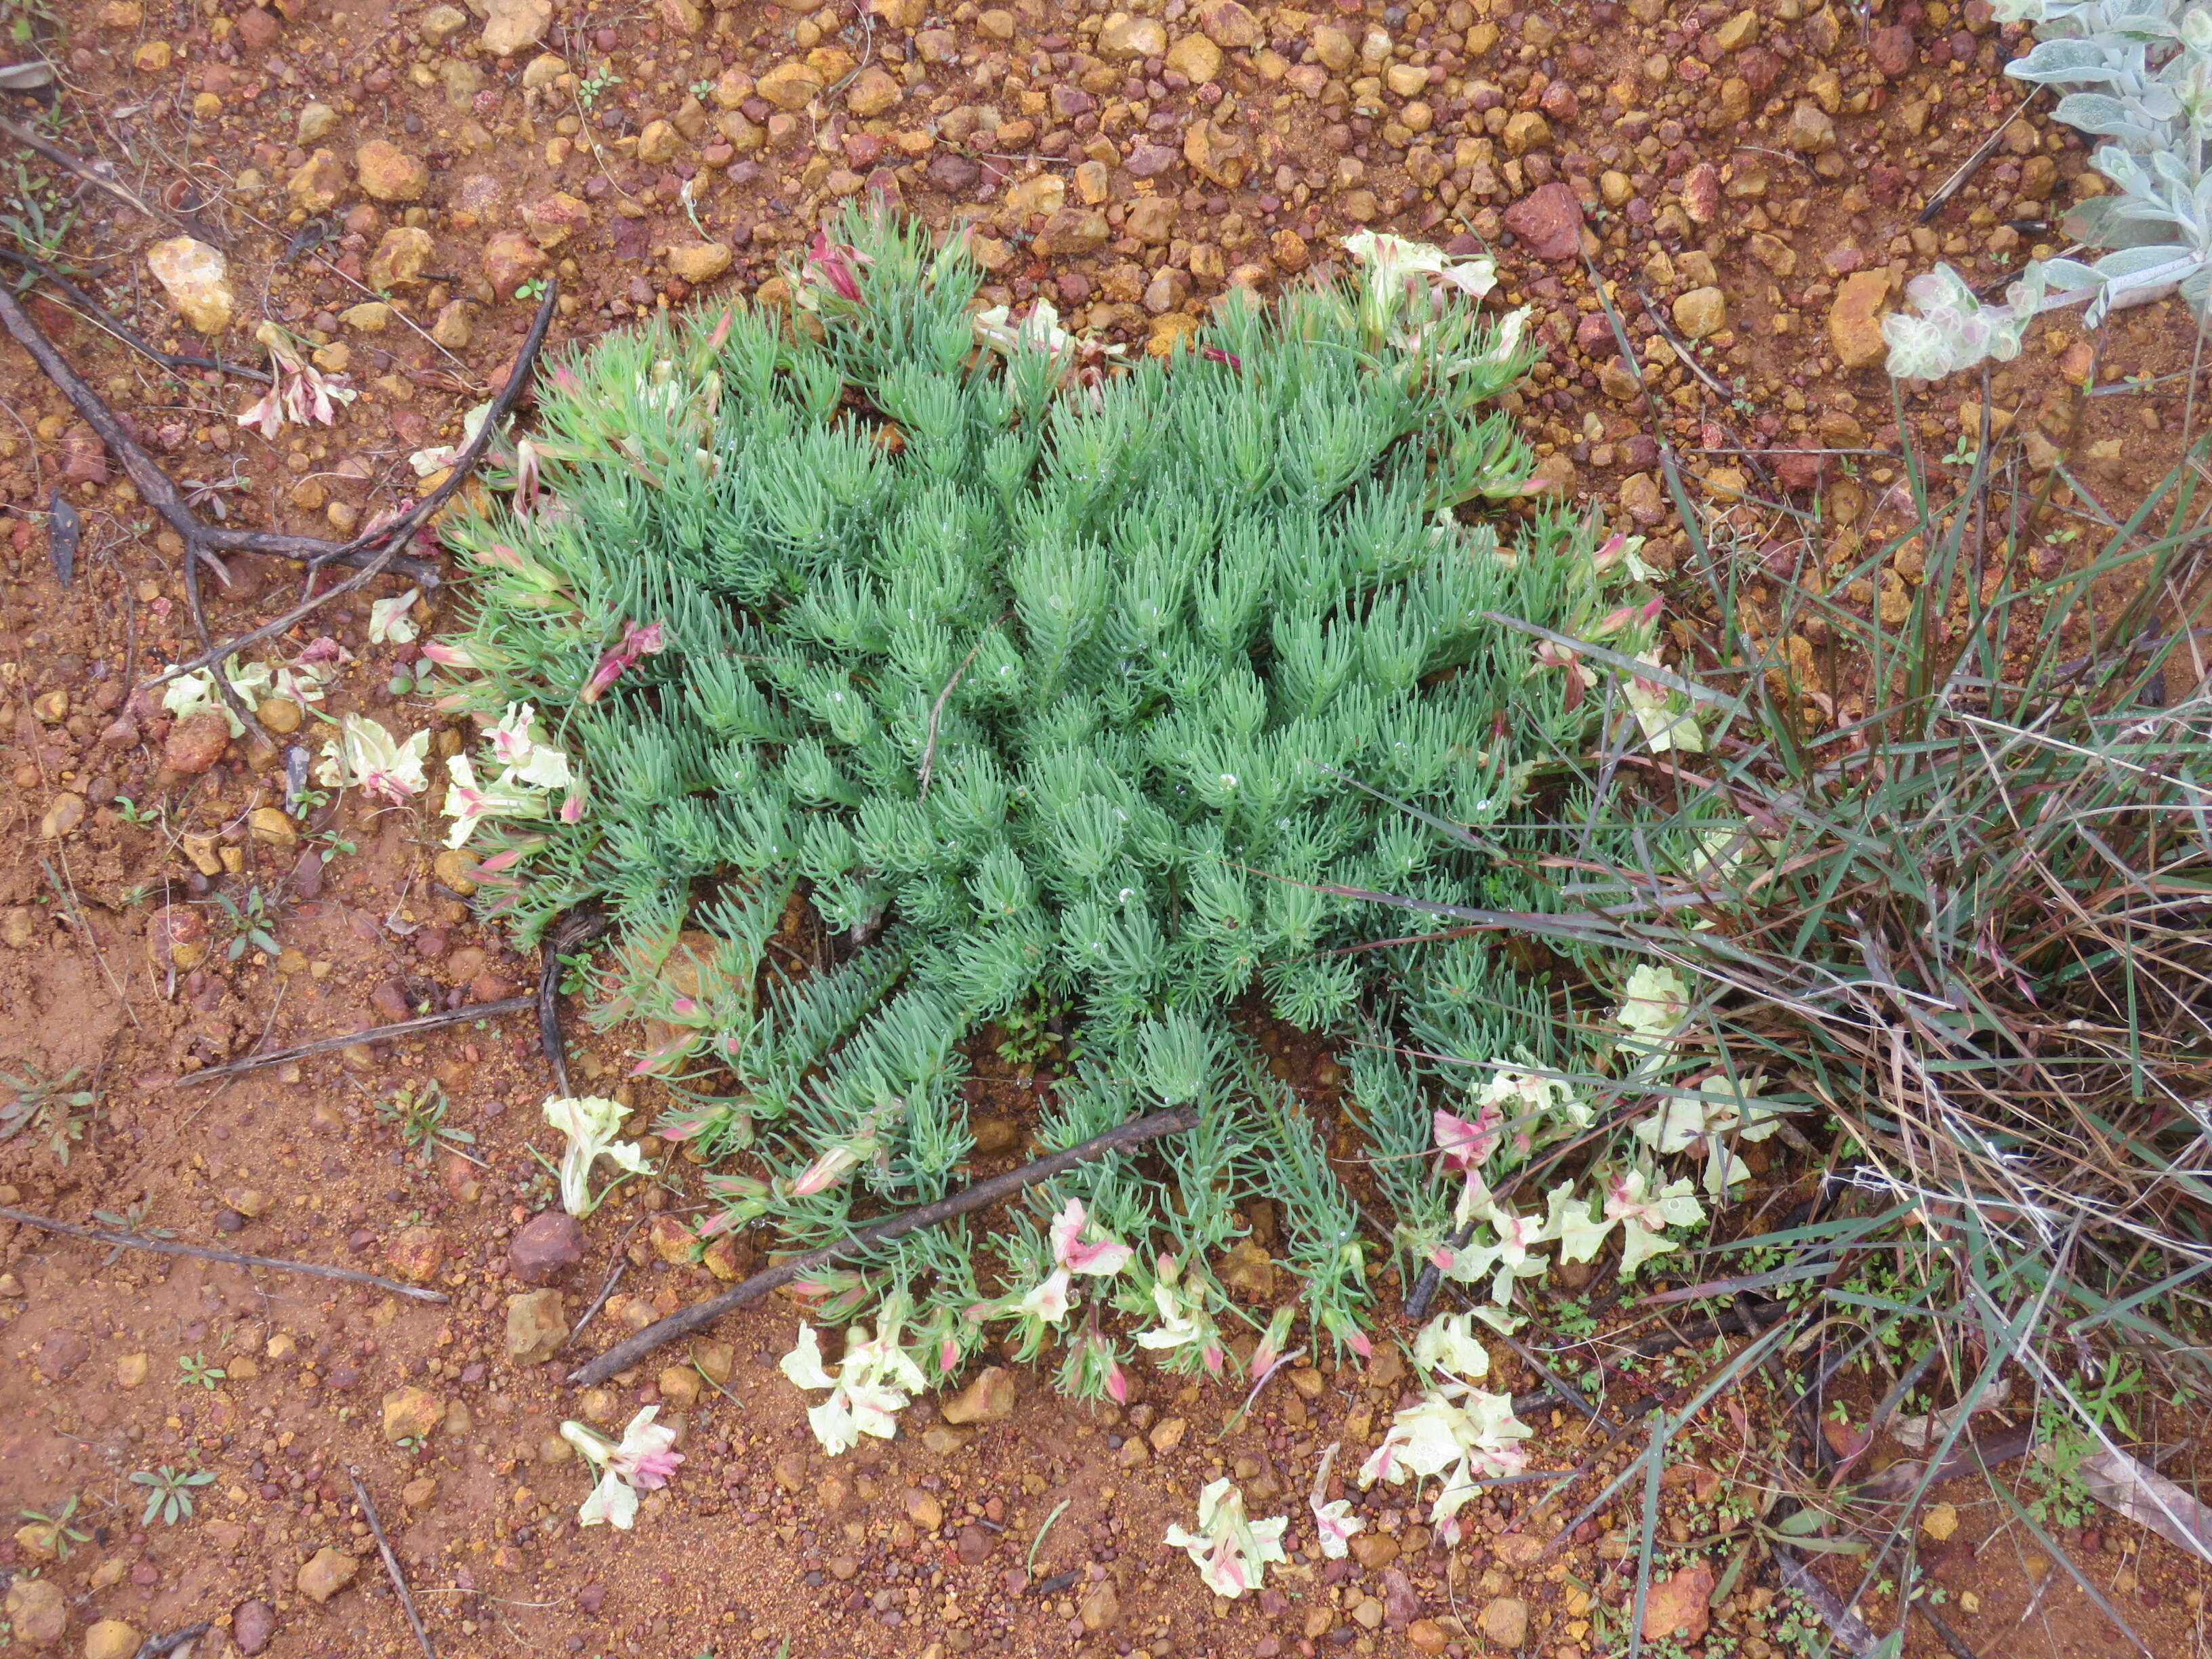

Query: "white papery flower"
<box><xmin>543</xmin><ymin>1094</ymin><xmax>651</xmax><ymax>1216</ymax></box>
<box><xmin>314</xmin><ymin>714</ymin><xmax>428</xmax><ymax>804</ymax></box>
<box><xmin>781</xmin><ymin>1303</ymin><xmax>929</xmax><ymax>1456</ymax></box>
<box><xmin>560</xmin><ymin>1407</ymin><xmax>684</xmax><ymax>1530</ymax></box>
<box><xmin>1359</xmin><ymin>1382</ymin><xmax>1533</xmax><ymax>1542</ymax></box>
<box><xmin>1162</xmin><ymin>1478</ymin><xmax>1288</xmax><ymax>1597</ymax></box>
<box><xmin>1307</xmin><ymin>1442</ymin><xmax>1365</xmax><ymax>1561</ymax></box>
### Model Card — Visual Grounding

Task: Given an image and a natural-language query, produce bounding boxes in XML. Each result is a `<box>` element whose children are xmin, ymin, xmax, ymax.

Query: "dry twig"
<box><xmin>169</xmin><ymin>995</ymin><xmax>537</xmax><ymax>1088</ymax></box>
<box><xmin>350</xmin><ymin>1471</ymin><xmax>439</xmax><ymax>1659</ymax></box>
<box><xmin>0</xmin><ymin>1204</ymin><xmax>451</xmax><ymax>1301</ymax></box>
<box><xmin>569</xmin><ymin>1107</ymin><xmax>1200</xmax><ymax>1385</ymax></box>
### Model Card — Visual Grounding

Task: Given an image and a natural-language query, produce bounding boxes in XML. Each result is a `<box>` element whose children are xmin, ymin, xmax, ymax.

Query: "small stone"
<box><xmin>1829</xmin><ymin>269</ymin><xmax>1892</xmax><ymax>370</ymax></box>
<box><xmin>1080</xmin><ymin>1578</ymin><xmax>1121</xmax><ymax>1631</ymax></box>
<box><xmin>356</xmin><ymin>140</ymin><xmax>429</xmax><ymax>202</ymax></box>
<box><xmin>846</xmin><ymin>64</ymin><xmax>903</xmax><ymax>116</ymax></box>
<box><xmin>523</xmin><ymin>52</ymin><xmax>569</xmax><ymax>89</ymax></box>
<box><xmin>1313</xmin><ymin>22</ymin><xmax>1355</xmax><ymax>70</ymax></box>
<box><xmin>419</xmin><ymin>4</ymin><xmax>468</xmax><ymax>43</ymax></box>
<box><xmin>1673</xmin><ymin>286</ymin><xmax>1727</xmax><ymax>340</ymax></box>
<box><xmin>116</xmin><ymin>1351</ymin><xmax>151</xmax><ymax>1389</ymax></box>
<box><xmin>382</xmin><ymin>1385</ymin><xmax>445</xmax><ymax>1442</ymax></box>
<box><xmin>1502</xmin><ymin>110</ymin><xmax>1551</xmax><ymax>156</ymax></box>
<box><xmin>340</xmin><ymin>301</ymin><xmax>392</xmax><ymax>333</ymax></box>
<box><xmin>5</xmin><ymin>1579</ymin><xmax>67</xmax><ymax>1647</ymax></box>
<box><xmin>387</xmin><ymin>1225</ymin><xmax>447</xmax><ymax>1284</ymax></box>
<box><xmin>231</xmin><ymin>1600</ymin><xmax>277</xmax><ymax>1656</ymax></box>
<box><xmin>147</xmin><ymin>237</ymin><xmax>233</xmax><ymax>335</ymax></box>
<box><xmin>256</xmin><ymin>696</ymin><xmax>304</xmax><ymax>735</ymax></box>
<box><xmin>401</xmin><ymin>1476</ymin><xmax>439</xmax><ymax>1510</ymax></box>
<box><xmin>1351</xmin><ymin>1532</ymin><xmax>1399</xmax><ymax>1570</ymax></box>
<box><xmin>1503</xmin><ymin>181</ymin><xmax>1584</xmax><ymax>260</ymax></box>
<box><xmin>297</xmin><ymin>103</ymin><xmax>338</xmax><ymax>144</ymax></box>
<box><xmin>1407</xmin><ymin>1619</ymin><xmax>1449</xmax><ymax>1654</ymax></box>
<box><xmin>969</xmin><ymin>1115</ymin><xmax>1020</xmax><ymax>1153</ymax></box>
<box><xmin>287</xmin><ymin>148</ymin><xmax>347</xmax><ymax>212</ymax></box>
<box><xmin>247</xmin><ymin>806</ymin><xmax>297</xmax><ymax>848</ymax></box>
<box><xmin>757</xmin><ymin>59</ymin><xmax>822</xmax><ymax>109</ymax></box>
<box><xmin>1148</xmin><ymin>1415</ymin><xmax>1188</xmax><ymax>1454</ymax></box>
<box><xmin>83</xmin><ymin>1620</ymin><xmax>142</xmax><ymax>1659</ymax></box>
<box><xmin>1183</xmin><ymin>119</ymin><xmax>1248</xmax><ymax>186</ymax></box>
<box><xmin>1099</xmin><ymin>12</ymin><xmax>1168</xmax><ymax>58</ymax></box>
<box><xmin>296</xmin><ymin>1547</ymin><xmax>358</xmax><ymax>1605</ymax></box>
<box><xmin>1166</xmin><ymin>34</ymin><xmax>1221</xmax><ymax>81</ymax></box>
<box><xmin>941</xmin><ymin>1366</ymin><xmax>1016</xmax><ymax>1424</ymax></box>
<box><xmin>482</xmin><ymin>232</ymin><xmax>548</xmax><ymax>301</ymax></box>
<box><xmin>1787</xmin><ymin>100</ymin><xmax>1836</xmax><ymax>154</ymax></box>
<box><xmin>1033</xmin><ymin>209</ymin><xmax>1110</xmax><ymax>256</ymax></box>
<box><xmin>1479</xmin><ymin>1597</ymin><xmax>1530</xmax><ymax>1648</ymax></box>
<box><xmin>38</xmin><ymin>794</ymin><xmax>85</xmax><ymax>840</ymax></box>
<box><xmin>430</xmin><ymin>300</ymin><xmax>475</xmax><ymax>349</ymax></box>
<box><xmin>923</xmin><ymin>1425</ymin><xmax>972</xmax><ymax>1455</ymax></box>
<box><xmin>367</xmin><ymin>226</ymin><xmax>434</xmax><ymax>289</ymax></box>
<box><xmin>504</xmin><ymin>1292</ymin><xmax>566</xmax><ymax>1371</ymax></box>
<box><xmin>1201</xmin><ymin>0</ymin><xmax>1261</xmax><ymax>47</ymax></box>
<box><xmin>33</xmin><ymin>1330</ymin><xmax>89</xmax><ymax>1380</ymax></box>
<box><xmin>1869</xmin><ymin>24</ymin><xmax>1915</xmax><ymax>77</ymax></box>
<box><xmin>903</xmin><ymin>1488</ymin><xmax>944</xmax><ymax>1530</ymax></box>
<box><xmin>480</xmin><ymin>0</ymin><xmax>551</xmax><ymax>54</ymax></box>
<box><xmin>667</xmin><ymin>242</ymin><xmax>733</xmax><ymax>284</ymax></box>
<box><xmin>510</xmin><ymin>1210</ymin><xmax>585</xmax><ymax>1284</ymax></box>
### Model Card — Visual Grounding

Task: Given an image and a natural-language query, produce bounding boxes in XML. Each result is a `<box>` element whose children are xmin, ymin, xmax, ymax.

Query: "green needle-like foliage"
<box><xmin>434</xmin><ymin>209</ymin><xmax>1652</xmax><ymax>1388</ymax></box>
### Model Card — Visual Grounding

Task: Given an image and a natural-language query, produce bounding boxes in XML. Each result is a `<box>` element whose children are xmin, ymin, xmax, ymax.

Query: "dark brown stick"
<box><xmin>0</xmin><ymin>1205</ymin><xmax>451</xmax><ymax>1301</ymax></box>
<box><xmin>538</xmin><ymin>906</ymin><xmax>610</xmax><ymax>1099</ymax></box>
<box><xmin>0</xmin><ymin>245</ymin><xmax>272</xmax><ymax>381</ymax></box>
<box><xmin>0</xmin><ymin>279</ymin><xmax>438</xmax><ymax>584</ymax></box>
<box><xmin>0</xmin><ymin>115</ymin><xmax>165</xmax><ymax>223</ymax></box>
<box><xmin>146</xmin><ymin>279</ymin><xmax>562</xmax><ymax>687</ymax></box>
<box><xmin>569</xmin><ymin>1106</ymin><xmax>1200</xmax><ymax>1386</ymax></box>
<box><xmin>350</xmin><ymin>1471</ymin><xmax>438</xmax><ymax>1659</ymax></box>
<box><xmin>169</xmin><ymin>996</ymin><xmax>537</xmax><ymax>1088</ymax></box>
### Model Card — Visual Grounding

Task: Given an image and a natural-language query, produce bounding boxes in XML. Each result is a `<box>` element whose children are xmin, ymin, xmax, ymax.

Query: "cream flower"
<box><xmin>1163</xmin><ymin>1478</ymin><xmax>1288</xmax><ymax>1597</ymax></box>
<box><xmin>781</xmin><ymin>1304</ymin><xmax>929</xmax><ymax>1456</ymax></box>
<box><xmin>543</xmin><ymin>1094</ymin><xmax>651</xmax><ymax>1217</ymax></box>
<box><xmin>314</xmin><ymin>714</ymin><xmax>429</xmax><ymax>804</ymax></box>
<box><xmin>560</xmin><ymin>1407</ymin><xmax>684</xmax><ymax>1530</ymax></box>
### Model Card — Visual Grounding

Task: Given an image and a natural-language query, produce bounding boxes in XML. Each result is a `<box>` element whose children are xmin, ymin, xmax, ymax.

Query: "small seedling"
<box><xmin>131</xmin><ymin>1466</ymin><xmax>214</xmax><ymax>1526</ymax></box>
<box><xmin>16</xmin><ymin>1496</ymin><xmax>91</xmax><ymax>1561</ymax></box>
<box><xmin>514</xmin><ymin>277</ymin><xmax>548</xmax><ymax>303</ymax></box>
<box><xmin>112</xmin><ymin>796</ymin><xmax>163</xmax><ymax>825</ymax></box>
<box><xmin>90</xmin><ymin>1197</ymin><xmax>176</xmax><ymax>1266</ymax></box>
<box><xmin>577</xmin><ymin>66</ymin><xmax>621</xmax><ymax>109</ymax></box>
<box><xmin>0</xmin><ymin>1063</ymin><xmax>100</xmax><ymax>1164</ymax></box>
<box><xmin>178</xmin><ymin>1351</ymin><xmax>226</xmax><ymax>1391</ymax></box>
<box><xmin>377</xmin><ymin>1079</ymin><xmax>478</xmax><ymax>1166</ymax></box>
<box><xmin>204</xmin><ymin>885</ymin><xmax>281</xmax><ymax>960</ymax></box>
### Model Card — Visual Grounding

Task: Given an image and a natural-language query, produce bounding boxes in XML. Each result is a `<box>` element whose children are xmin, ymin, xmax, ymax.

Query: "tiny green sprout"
<box><xmin>178</xmin><ymin>1351</ymin><xmax>226</xmax><ymax>1391</ymax></box>
<box><xmin>131</xmin><ymin>1466</ymin><xmax>215</xmax><ymax>1525</ymax></box>
<box><xmin>690</xmin><ymin>77</ymin><xmax>716</xmax><ymax>100</ymax></box>
<box><xmin>377</xmin><ymin>1078</ymin><xmax>478</xmax><ymax>1167</ymax></box>
<box><xmin>514</xmin><ymin>277</ymin><xmax>549</xmax><ymax>303</ymax></box>
<box><xmin>16</xmin><ymin>1496</ymin><xmax>91</xmax><ymax>1561</ymax></box>
<box><xmin>1942</xmin><ymin>434</ymin><xmax>1978</xmax><ymax>466</ymax></box>
<box><xmin>112</xmin><ymin>796</ymin><xmax>162</xmax><ymax>825</ymax></box>
<box><xmin>0</xmin><ymin>1062</ymin><xmax>100</xmax><ymax>1164</ymax></box>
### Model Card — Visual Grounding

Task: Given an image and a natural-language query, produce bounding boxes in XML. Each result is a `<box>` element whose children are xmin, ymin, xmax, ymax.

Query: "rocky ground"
<box><xmin>1</xmin><ymin>0</ymin><xmax>2210</xmax><ymax>1655</ymax></box>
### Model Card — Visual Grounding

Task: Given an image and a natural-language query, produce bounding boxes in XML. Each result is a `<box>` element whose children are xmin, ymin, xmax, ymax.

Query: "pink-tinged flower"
<box><xmin>560</xmin><ymin>776</ymin><xmax>588</xmax><ymax>823</ymax></box>
<box><xmin>1591</xmin><ymin>531</ymin><xmax>1629</xmax><ymax>573</ymax></box>
<box><xmin>474</xmin><ymin>846</ymin><xmax>529</xmax><ymax>876</ymax></box>
<box><xmin>1164</xmin><ymin>1479</ymin><xmax>1288</xmax><ymax>1598</ymax></box>
<box><xmin>581</xmin><ymin>619</ymin><xmax>667</xmax><ymax>703</ymax></box>
<box><xmin>1017</xmin><ymin>1267</ymin><xmax>1073</xmax><ymax>1324</ymax></box>
<box><xmin>792</xmin><ymin>1142</ymin><xmax>864</xmax><ymax>1196</ymax></box>
<box><xmin>551</xmin><ymin>363</ymin><xmax>581</xmax><ymax>394</ymax></box>
<box><xmin>1048</xmin><ymin>1198</ymin><xmax>1134</xmax><ymax>1277</ymax></box>
<box><xmin>1308</xmin><ymin>1443</ymin><xmax>1366</xmax><ymax>1560</ymax></box>
<box><xmin>703</xmin><ymin>308</ymin><xmax>737</xmax><ymax>356</ymax></box>
<box><xmin>1434</xmin><ymin>1104</ymin><xmax>1502</xmax><ymax>1174</ymax></box>
<box><xmin>1199</xmin><ymin>345</ymin><xmax>1243</xmax><ymax>371</ymax></box>
<box><xmin>800</xmin><ymin>228</ymin><xmax>858</xmax><ymax>303</ymax></box>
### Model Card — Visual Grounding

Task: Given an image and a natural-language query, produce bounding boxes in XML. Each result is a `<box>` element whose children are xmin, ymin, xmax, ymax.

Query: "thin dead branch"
<box><xmin>350</xmin><ymin>1471</ymin><xmax>438</xmax><ymax>1659</ymax></box>
<box><xmin>168</xmin><ymin>995</ymin><xmax>537</xmax><ymax>1088</ymax></box>
<box><xmin>569</xmin><ymin>1107</ymin><xmax>1201</xmax><ymax>1386</ymax></box>
<box><xmin>0</xmin><ymin>1204</ymin><xmax>451</xmax><ymax>1301</ymax></box>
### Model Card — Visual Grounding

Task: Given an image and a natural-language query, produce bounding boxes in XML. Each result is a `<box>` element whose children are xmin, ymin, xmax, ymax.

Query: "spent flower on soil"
<box><xmin>560</xmin><ymin>1406</ymin><xmax>684</xmax><ymax>1530</ymax></box>
<box><xmin>1635</xmin><ymin>1072</ymin><xmax>1782</xmax><ymax>1195</ymax></box>
<box><xmin>1162</xmin><ymin>1477</ymin><xmax>1289</xmax><ymax>1598</ymax></box>
<box><xmin>1613</xmin><ymin>964</ymin><xmax>1693</xmax><ymax>1059</ymax></box>
<box><xmin>1307</xmin><ymin>1441</ymin><xmax>1365</xmax><ymax>1561</ymax></box>
<box><xmin>236</xmin><ymin>322</ymin><xmax>356</xmax><ymax>438</ymax></box>
<box><xmin>368</xmin><ymin>588</ymin><xmax>422</xmax><ymax>646</ymax></box>
<box><xmin>780</xmin><ymin>1296</ymin><xmax>929</xmax><ymax>1456</ymax></box>
<box><xmin>1410</xmin><ymin>1310</ymin><xmax>1493</xmax><ymax>1383</ymax></box>
<box><xmin>544</xmin><ymin>1094</ymin><xmax>651</xmax><ymax>1217</ymax></box>
<box><xmin>1542</xmin><ymin>1181</ymin><xmax>1616</xmax><ymax>1265</ymax></box>
<box><xmin>313</xmin><ymin>713</ymin><xmax>428</xmax><ymax>803</ymax></box>
<box><xmin>1359</xmin><ymin>1382</ymin><xmax>1532</xmax><ymax>1543</ymax></box>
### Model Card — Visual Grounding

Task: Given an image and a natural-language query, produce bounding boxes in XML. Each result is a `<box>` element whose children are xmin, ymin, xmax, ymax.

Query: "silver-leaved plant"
<box><xmin>1886</xmin><ymin>0</ymin><xmax>2212</xmax><ymax>376</ymax></box>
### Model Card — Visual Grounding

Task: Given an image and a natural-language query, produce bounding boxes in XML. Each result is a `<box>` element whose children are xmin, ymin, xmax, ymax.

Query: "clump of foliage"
<box><xmin>432</xmin><ymin>209</ymin><xmax>1696</xmax><ymax>1395</ymax></box>
<box><xmin>1889</xmin><ymin>0</ymin><xmax>2212</xmax><ymax>375</ymax></box>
